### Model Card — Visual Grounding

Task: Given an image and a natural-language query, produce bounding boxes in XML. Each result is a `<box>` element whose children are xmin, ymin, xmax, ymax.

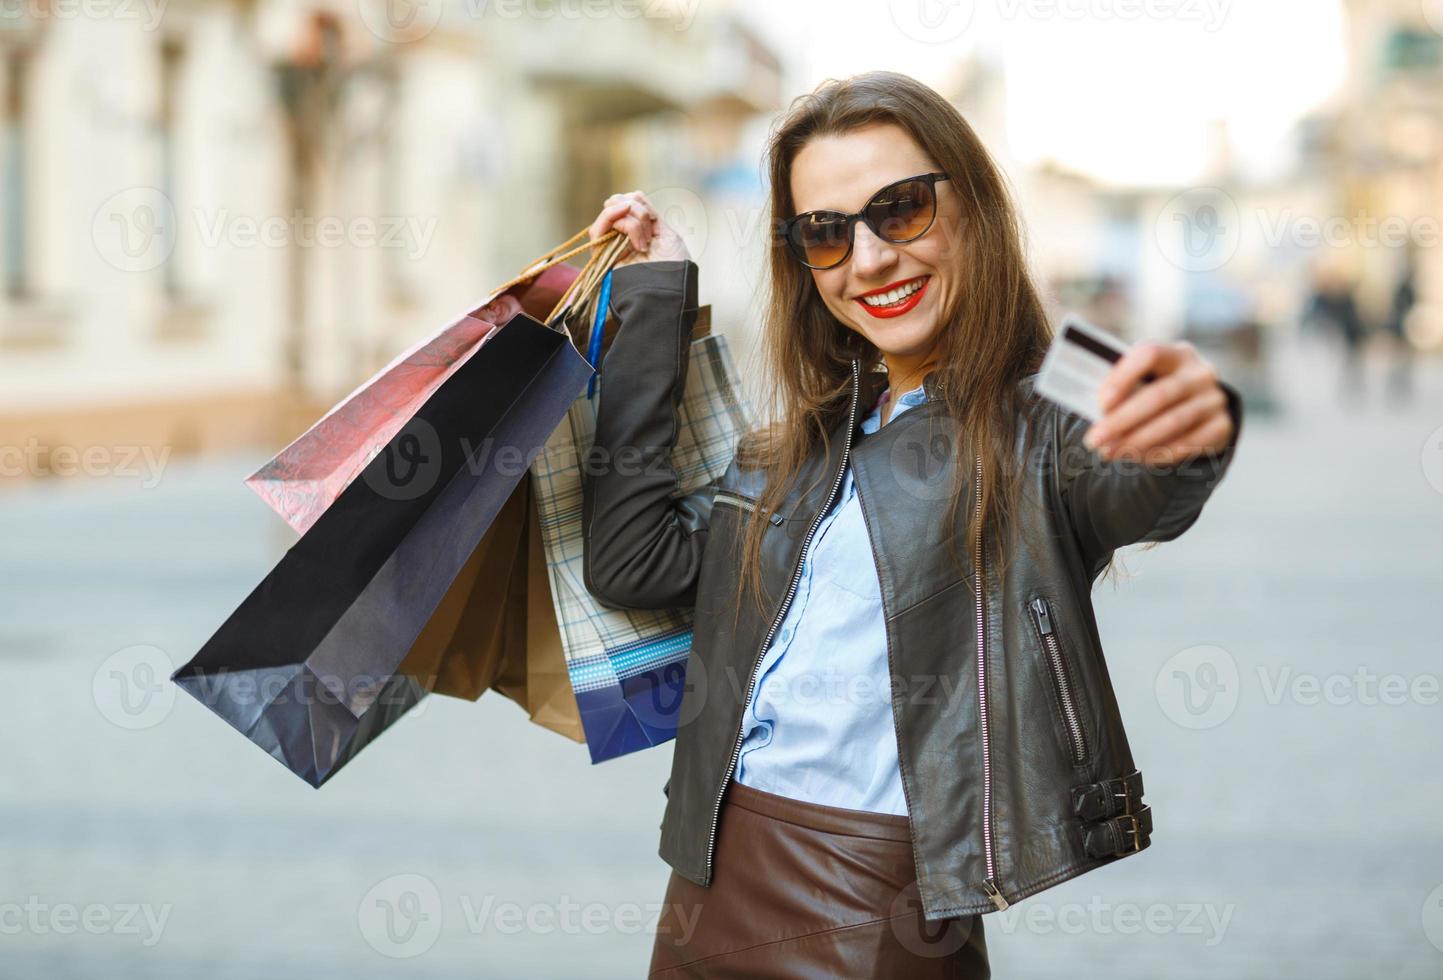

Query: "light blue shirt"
<box><xmin>733</xmin><ymin>379</ymin><xmax>929</xmax><ymax>816</ymax></box>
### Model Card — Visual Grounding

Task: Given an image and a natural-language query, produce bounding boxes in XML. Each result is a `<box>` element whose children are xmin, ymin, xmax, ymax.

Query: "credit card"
<box><xmin>1034</xmin><ymin>315</ymin><xmax>1132</xmax><ymax>422</ymax></box>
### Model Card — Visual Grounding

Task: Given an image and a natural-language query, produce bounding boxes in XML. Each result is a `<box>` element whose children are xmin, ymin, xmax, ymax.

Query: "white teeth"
<box><xmin>860</xmin><ymin>277</ymin><xmax>926</xmax><ymax>307</ymax></box>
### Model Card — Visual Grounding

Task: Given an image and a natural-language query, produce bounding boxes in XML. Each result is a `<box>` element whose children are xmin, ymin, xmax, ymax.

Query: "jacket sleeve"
<box><xmin>1052</xmin><ymin>376</ymin><xmax>1244</xmax><ymax>574</ymax></box>
<box><xmin>581</xmin><ymin>258</ymin><xmax>721</xmax><ymax>611</ymax></box>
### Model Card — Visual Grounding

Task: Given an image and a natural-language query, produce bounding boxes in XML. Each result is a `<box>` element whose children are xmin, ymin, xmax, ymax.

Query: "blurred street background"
<box><xmin>2</xmin><ymin>0</ymin><xmax>1442</xmax><ymax>976</ymax></box>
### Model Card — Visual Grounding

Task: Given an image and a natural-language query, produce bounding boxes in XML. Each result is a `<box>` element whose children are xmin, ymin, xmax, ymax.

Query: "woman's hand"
<box><xmin>587</xmin><ymin>189</ymin><xmax>690</xmax><ymax>266</ymax></box>
<box><xmin>1083</xmin><ymin>341</ymin><xmax>1234</xmax><ymax>465</ymax></box>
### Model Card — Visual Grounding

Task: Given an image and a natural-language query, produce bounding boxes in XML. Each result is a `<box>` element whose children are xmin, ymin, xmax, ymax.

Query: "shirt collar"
<box><xmin>860</xmin><ymin>378</ymin><xmax>929</xmax><ymax>435</ymax></box>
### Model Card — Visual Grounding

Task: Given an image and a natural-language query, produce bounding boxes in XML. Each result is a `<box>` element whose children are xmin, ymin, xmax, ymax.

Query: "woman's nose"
<box><xmin>850</xmin><ymin>222</ymin><xmax>898</xmax><ymax>279</ymax></box>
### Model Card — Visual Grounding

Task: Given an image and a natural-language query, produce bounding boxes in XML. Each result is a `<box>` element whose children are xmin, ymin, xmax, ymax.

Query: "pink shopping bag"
<box><xmin>245</xmin><ymin>261</ymin><xmax>581</xmax><ymax>535</ymax></box>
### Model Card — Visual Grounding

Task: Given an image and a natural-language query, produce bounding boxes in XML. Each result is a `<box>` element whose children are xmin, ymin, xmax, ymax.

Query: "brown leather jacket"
<box><xmin>581</xmin><ymin>259</ymin><xmax>1243</xmax><ymax>921</ymax></box>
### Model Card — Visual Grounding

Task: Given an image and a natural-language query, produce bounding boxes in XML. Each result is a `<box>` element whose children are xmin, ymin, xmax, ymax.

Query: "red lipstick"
<box><xmin>853</xmin><ymin>275</ymin><xmax>930</xmax><ymax>319</ymax></box>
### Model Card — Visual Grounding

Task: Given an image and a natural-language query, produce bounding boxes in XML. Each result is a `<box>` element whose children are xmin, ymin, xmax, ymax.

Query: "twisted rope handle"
<box><xmin>548</xmin><ymin>232</ymin><xmax>629</xmax><ymax>329</ymax></box>
<box><xmin>568</xmin><ymin>232</ymin><xmax>629</xmax><ymax>330</ymax></box>
<box><xmin>488</xmin><ymin>227</ymin><xmax>630</xmax><ymax>326</ymax></box>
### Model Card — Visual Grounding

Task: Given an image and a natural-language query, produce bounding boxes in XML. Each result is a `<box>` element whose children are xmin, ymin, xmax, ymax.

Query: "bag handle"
<box><xmin>489</xmin><ymin>227</ymin><xmax>631</xmax><ymax>326</ymax></box>
<box><xmin>583</xmin><ymin>268</ymin><xmax>612</xmax><ymax>400</ymax></box>
<box><xmin>561</xmin><ymin>231</ymin><xmax>629</xmax><ymax>328</ymax></box>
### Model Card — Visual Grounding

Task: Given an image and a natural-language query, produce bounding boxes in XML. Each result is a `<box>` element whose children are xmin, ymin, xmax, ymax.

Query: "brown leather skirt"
<box><xmin>648</xmin><ymin>779</ymin><xmax>989</xmax><ymax>978</ymax></box>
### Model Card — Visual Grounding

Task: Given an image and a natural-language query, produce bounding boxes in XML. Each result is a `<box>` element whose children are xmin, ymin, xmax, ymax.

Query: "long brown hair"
<box><xmin>729</xmin><ymin>70</ymin><xmax>1054</xmax><ymax>624</ymax></box>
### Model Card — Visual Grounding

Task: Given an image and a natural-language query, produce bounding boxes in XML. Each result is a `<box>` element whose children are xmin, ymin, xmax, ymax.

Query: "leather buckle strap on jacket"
<box><xmin>1071</xmin><ymin>768</ymin><xmax>1144</xmax><ymax>821</ymax></box>
<box><xmin>1081</xmin><ymin>803</ymin><xmax>1152</xmax><ymax>858</ymax></box>
<box><xmin>1072</xmin><ymin>769</ymin><xmax>1150</xmax><ymax>858</ymax></box>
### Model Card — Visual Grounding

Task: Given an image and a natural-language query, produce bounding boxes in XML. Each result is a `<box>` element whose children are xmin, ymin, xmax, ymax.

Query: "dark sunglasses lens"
<box><xmin>792</xmin><ymin>213</ymin><xmax>851</xmax><ymax>268</ymax></box>
<box><xmin>866</xmin><ymin>179</ymin><xmax>936</xmax><ymax>242</ymax></box>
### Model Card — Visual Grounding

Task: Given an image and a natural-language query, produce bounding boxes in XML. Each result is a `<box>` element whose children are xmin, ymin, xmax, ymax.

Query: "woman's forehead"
<box><xmin>789</xmin><ymin>127</ymin><xmax>936</xmax><ymax>213</ymax></box>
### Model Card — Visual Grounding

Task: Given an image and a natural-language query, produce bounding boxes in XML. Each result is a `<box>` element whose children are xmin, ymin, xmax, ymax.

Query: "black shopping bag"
<box><xmin>172</xmin><ymin>313</ymin><xmax>593</xmax><ymax>787</ymax></box>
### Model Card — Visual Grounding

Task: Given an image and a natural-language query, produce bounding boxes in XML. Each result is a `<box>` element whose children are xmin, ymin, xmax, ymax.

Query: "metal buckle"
<box><xmin>1113</xmin><ymin>784</ymin><xmax>1134</xmax><ymax>816</ymax></box>
<box><xmin>1122</xmin><ymin>814</ymin><xmax>1142</xmax><ymax>853</ymax></box>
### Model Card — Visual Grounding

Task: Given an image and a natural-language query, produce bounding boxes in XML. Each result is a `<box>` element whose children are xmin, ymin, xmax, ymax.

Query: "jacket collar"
<box><xmin>853</xmin><ymin>359</ymin><xmax>947</xmax><ymax>414</ymax></box>
<box><xmin>857</xmin><ymin>360</ymin><xmax>887</xmax><ymax>415</ymax></box>
<box><xmin>923</xmin><ymin>369</ymin><xmax>947</xmax><ymax>402</ymax></box>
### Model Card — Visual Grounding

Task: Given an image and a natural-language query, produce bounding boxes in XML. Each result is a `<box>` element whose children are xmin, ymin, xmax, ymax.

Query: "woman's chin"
<box><xmin>859</xmin><ymin>319</ymin><xmax>941</xmax><ymax>360</ymax></box>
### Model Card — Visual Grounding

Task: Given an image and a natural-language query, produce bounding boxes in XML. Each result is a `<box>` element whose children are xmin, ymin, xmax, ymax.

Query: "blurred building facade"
<box><xmin>0</xmin><ymin>0</ymin><xmax>779</xmax><ymax>479</ymax></box>
<box><xmin>5</xmin><ymin>0</ymin><xmax>1438</xmax><ymax>484</ymax></box>
<box><xmin>946</xmin><ymin>9</ymin><xmax>1443</xmax><ymax>415</ymax></box>
<box><xmin>946</xmin><ymin>54</ymin><xmax>1201</xmax><ymax>345</ymax></box>
<box><xmin>1306</xmin><ymin>0</ymin><xmax>1443</xmax><ymax>348</ymax></box>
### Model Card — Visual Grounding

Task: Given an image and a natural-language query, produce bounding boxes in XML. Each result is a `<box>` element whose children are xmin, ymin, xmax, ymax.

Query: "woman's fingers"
<box><xmin>616</xmin><ymin>214</ymin><xmax>650</xmax><ymax>253</ymax></box>
<box><xmin>588</xmin><ymin>200</ymin><xmax>641</xmax><ymax>243</ymax></box>
<box><xmin>586</xmin><ymin>201</ymin><xmax>622</xmax><ymax>242</ymax></box>
<box><xmin>1082</xmin><ymin>340</ymin><xmax>1232</xmax><ymax>460</ymax></box>
<box><xmin>1087</xmin><ymin>359</ymin><xmax>1212</xmax><ymax>447</ymax></box>
<box><xmin>587</xmin><ymin>189</ymin><xmax>691</xmax><ymax>264</ymax></box>
<box><xmin>1123</xmin><ymin>409</ymin><xmax>1234</xmax><ymax>467</ymax></box>
<box><xmin>1096</xmin><ymin>341</ymin><xmax>1193</xmax><ymax>415</ymax></box>
<box><xmin>1089</xmin><ymin>343</ymin><xmax>1208</xmax><ymax>431</ymax></box>
<box><xmin>1098</xmin><ymin>383</ymin><xmax>1227</xmax><ymax>458</ymax></box>
<box><xmin>629</xmin><ymin>190</ymin><xmax>658</xmax><ymax>219</ymax></box>
<box><xmin>589</xmin><ymin>194</ymin><xmax>656</xmax><ymax>253</ymax></box>
<box><xmin>601</xmin><ymin>192</ymin><xmax>656</xmax><ymax>228</ymax></box>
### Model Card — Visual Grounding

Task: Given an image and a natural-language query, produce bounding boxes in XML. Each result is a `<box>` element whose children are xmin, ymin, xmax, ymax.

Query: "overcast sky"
<box><xmin>734</xmin><ymin>0</ymin><xmax>1349</xmax><ymax>187</ymax></box>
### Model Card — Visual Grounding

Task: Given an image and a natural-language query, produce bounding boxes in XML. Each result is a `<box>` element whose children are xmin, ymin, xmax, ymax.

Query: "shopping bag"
<box><xmin>391</xmin><ymin>475</ymin><xmax>530</xmax><ymax>705</ymax></box>
<box><xmin>172</xmin><ymin>304</ymin><xmax>596</xmax><ymax>787</ymax></box>
<box><xmin>487</xmin><ymin>485</ymin><xmax>586</xmax><ymax>742</ymax></box>
<box><xmin>245</xmin><ymin>238</ymin><xmax>597</xmax><ymax>536</ymax></box>
<box><xmin>530</xmin><ymin>286</ymin><xmax>751</xmax><ymax>763</ymax></box>
<box><xmin>401</xmin><ymin>476</ymin><xmax>585</xmax><ymax>743</ymax></box>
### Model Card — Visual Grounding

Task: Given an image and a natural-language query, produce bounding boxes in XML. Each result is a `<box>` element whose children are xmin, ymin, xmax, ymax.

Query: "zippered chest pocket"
<box><xmin>712</xmin><ymin>489</ymin><xmax>785</xmax><ymax>527</ymax></box>
<box><xmin>1028</xmin><ymin>595</ymin><xmax>1092</xmax><ymax>768</ymax></box>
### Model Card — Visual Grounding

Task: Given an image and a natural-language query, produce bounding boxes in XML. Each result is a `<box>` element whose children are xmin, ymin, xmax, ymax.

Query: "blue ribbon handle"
<box><xmin>585</xmin><ymin>268</ymin><xmax>612</xmax><ymax>399</ymax></box>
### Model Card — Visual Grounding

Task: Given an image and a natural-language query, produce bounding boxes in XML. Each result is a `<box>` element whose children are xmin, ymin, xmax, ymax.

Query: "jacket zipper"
<box><xmin>712</xmin><ymin>490</ymin><xmax>785</xmax><ymax>526</ymax></box>
<box><xmin>975</xmin><ymin>454</ymin><xmax>1009</xmax><ymax>911</ymax></box>
<box><xmin>1029</xmin><ymin>596</ymin><xmax>1089</xmax><ymax>766</ymax></box>
<box><xmin>703</xmin><ymin>359</ymin><xmax>861</xmax><ymax>883</ymax></box>
<box><xmin>851</xmin><ymin>431</ymin><xmax>924</xmax><ymax>910</ymax></box>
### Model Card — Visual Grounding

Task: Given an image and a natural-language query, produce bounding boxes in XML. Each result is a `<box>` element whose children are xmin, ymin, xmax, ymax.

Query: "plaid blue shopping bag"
<box><xmin>529</xmin><ymin>284</ymin><xmax>750</xmax><ymax>763</ymax></box>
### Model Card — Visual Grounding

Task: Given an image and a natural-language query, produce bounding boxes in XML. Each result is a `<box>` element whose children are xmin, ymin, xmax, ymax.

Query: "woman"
<box><xmin>582</xmin><ymin>71</ymin><xmax>1241</xmax><ymax>978</ymax></box>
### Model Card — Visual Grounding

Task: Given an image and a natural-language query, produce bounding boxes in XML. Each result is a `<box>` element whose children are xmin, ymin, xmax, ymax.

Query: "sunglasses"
<box><xmin>780</xmin><ymin>171</ymin><xmax>950</xmax><ymax>270</ymax></box>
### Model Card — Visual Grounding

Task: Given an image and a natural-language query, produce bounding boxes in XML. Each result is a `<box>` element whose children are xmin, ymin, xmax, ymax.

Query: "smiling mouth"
<box><xmin>853</xmin><ymin>275</ymin><xmax>930</xmax><ymax>319</ymax></box>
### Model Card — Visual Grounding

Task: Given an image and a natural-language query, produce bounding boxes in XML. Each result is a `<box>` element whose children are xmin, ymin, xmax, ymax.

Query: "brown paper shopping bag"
<box><xmin>393</xmin><ymin>478</ymin><xmax>583</xmax><ymax>743</ymax></box>
<box><xmin>390</xmin><ymin>477</ymin><xmax>529</xmax><ymax>700</ymax></box>
<box><xmin>490</xmin><ymin>484</ymin><xmax>583</xmax><ymax>742</ymax></box>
